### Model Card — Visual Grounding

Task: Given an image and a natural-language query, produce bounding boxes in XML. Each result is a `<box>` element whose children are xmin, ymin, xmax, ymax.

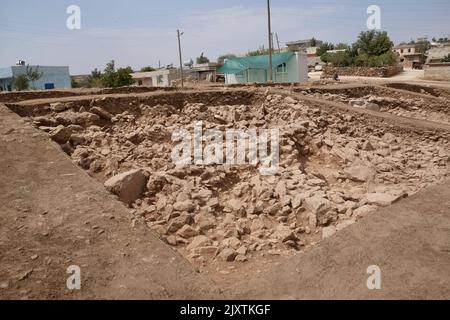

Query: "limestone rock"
<box><xmin>366</xmin><ymin>193</ymin><xmax>401</xmax><ymax>207</ymax></box>
<box><xmin>304</xmin><ymin>196</ymin><xmax>331</xmax><ymax>215</ymax></box>
<box><xmin>353</xmin><ymin>205</ymin><xmax>378</xmax><ymax>218</ymax></box>
<box><xmin>344</xmin><ymin>165</ymin><xmax>375</xmax><ymax>182</ymax></box>
<box><xmin>167</xmin><ymin>213</ymin><xmax>192</xmax><ymax>233</ymax></box>
<box><xmin>104</xmin><ymin>169</ymin><xmax>148</xmax><ymax>205</ymax></box>
<box><xmin>90</xmin><ymin>106</ymin><xmax>113</xmax><ymax>120</ymax></box>
<box><xmin>50</xmin><ymin>102</ymin><xmax>70</xmax><ymax>112</ymax></box>
<box><xmin>218</xmin><ymin>248</ymin><xmax>237</xmax><ymax>262</ymax></box>
<box><xmin>322</xmin><ymin>226</ymin><xmax>336</xmax><ymax>239</ymax></box>
<box><xmin>187</xmin><ymin>235</ymin><xmax>211</xmax><ymax>251</ymax></box>
<box><xmin>176</xmin><ymin>224</ymin><xmax>199</xmax><ymax>238</ymax></box>
<box><xmin>50</xmin><ymin>125</ymin><xmax>72</xmax><ymax>144</ymax></box>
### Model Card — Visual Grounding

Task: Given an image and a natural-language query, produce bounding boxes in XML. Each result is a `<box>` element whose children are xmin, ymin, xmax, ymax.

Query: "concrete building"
<box><xmin>394</xmin><ymin>44</ymin><xmax>424</xmax><ymax>69</ymax></box>
<box><xmin>190</xmin><ymin>63</ymin><xmax>218</xmax><ymax>82</ymax></box>
<box><xmin>426</xmin><ymin>43</ymin><xmax>450</xmax><ymax>64</ymax></box>
<box><xmin>219</xmin><ymin>52</ymin><xmax>308</xmax><ymax>85</ymax></box>
<box><xmin>286</xmin><ymin>39</ymin><xmax>323</xmax><ymax>52</ymax></box>
<box><xmin>286</xmin><ymin>39</ymin><xmax>323</xmax><ymax>68</ymax></box>
<box><xmin>132</xmin><ymin>69</ymin><xmax>180</xmax><ymax>87</ymax></box>
<box><xmin>0</xmin><ymin>63</ymin><xmax>71</xmax><ymax>91</ymax></box>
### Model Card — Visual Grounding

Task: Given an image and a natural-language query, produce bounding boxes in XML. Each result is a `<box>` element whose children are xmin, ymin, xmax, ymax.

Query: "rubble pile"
<box><xmin>29</xmin><ymin>93</ymin><xmax>450</xmax><ymax>264</ymax></box>
<box><xmin>303</xmin><ymin>91</ymin><xmax>450</xmax><ymax>125</ymax></box>
<box><xmin>322</xmin><ymin>66</ymin><xmax>403</xmax><ymax>78</ymax></box>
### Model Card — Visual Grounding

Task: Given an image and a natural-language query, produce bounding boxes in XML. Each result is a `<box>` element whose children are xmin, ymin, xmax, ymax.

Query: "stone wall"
<box><xmin>323</xmin><ymin>66</ymin><xmax>403</xmax><ymax>78</ymax></box>
<box><xmin>424</xmin><ymin>63</ymin><xmax>450</xmax><ymax>81</ymax></box>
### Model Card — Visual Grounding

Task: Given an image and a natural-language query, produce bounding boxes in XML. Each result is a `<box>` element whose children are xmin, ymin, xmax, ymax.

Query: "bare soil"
<box><xmin>1</xmin><ymin>84</ymin><xmax>449</xmax><ymax>299</ymax></box>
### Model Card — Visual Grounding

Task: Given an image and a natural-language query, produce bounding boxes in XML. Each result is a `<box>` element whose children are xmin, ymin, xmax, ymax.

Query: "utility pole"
<box><xmin>267</xmin><ymin>0</ymin><xmax>273</xmax><ymax>82</ymax></box>
<box><xmin>275</xmin><ymin>33</ymin><xmax>281</xmax><ymax>53</ymax></box>
<box><xmin>177</xmin><ymin>29</ymin><xmax>184</xmax><ymax>88</ymax></box>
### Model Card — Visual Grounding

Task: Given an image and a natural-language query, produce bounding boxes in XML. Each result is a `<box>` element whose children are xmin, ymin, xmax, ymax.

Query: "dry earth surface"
<box><xmin>1</xmin><ymin>83</ymin><xmax>449</xmax><ymax>299</ymax></box>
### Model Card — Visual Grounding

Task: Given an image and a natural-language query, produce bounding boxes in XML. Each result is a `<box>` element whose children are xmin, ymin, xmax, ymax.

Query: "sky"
<box><xmin>1</xmin><ymin>0</ymin><xmax>449</xmax><ymax>74</ymax></box>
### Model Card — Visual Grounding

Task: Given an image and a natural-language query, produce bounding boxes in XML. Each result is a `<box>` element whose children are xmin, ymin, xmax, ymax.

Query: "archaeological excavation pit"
<box><xmin>6</xmin><ymin>88</ymin><xmax>450</xmax><ymax>273</ymax></box>
<box><xmin>297</xmin><ymin>85</ymin><xmax>450</xmax><ymax>125</ymax></box>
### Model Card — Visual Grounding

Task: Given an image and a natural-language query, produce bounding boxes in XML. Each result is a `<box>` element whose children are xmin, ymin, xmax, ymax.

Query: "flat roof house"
<box><xmin>286</xmin><ymin>39</ymin><xmax>323</xmax><ymax>51</ymax></box>
<box><xmin>191</xmin><ymin>63</ymin><xmax>218</xmax><ymax>82</ymax></box>
<box><xmin>0</xmin><ymin>64</ymin><xmax>71</xmax><ymax>91</ymax></box>
<box><xmin>393</xmin><ymin>44</ymin><xmax>424</xmax><ymax>69</ymax></box>
<box><xmin>132</xmin><ymin>69</ymin><xmax>180</xmax><ymax>87</ymax></box>
<box><xmin>219</xmin><ymin>52</ymin><xmax>308</xmax><ymax>85</ymax></box>
<box><xmin>286</xmin><ymin>39</ymin><xmax>323</xmax><ymax>67</ymax></box>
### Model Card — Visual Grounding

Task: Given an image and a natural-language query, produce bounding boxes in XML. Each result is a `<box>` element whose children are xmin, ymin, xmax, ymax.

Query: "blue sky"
<box><xmin>1</xmin><ymin>0</ymin><xmax>449</xmax><ymax>74</ymax></box>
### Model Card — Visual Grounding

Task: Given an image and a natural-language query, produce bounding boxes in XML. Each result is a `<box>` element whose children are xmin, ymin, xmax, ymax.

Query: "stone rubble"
<box><xmin>303</xmin><ymin>90</ymin><xmax>450</xmax><ymax>125</ymax></box>
<box><xmin>28</xmin><ymin>91</ymin><xmax>450</xmax><ymax>264</ymax></box>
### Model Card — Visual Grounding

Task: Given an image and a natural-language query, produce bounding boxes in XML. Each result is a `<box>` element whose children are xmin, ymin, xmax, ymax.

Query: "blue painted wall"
<box><xmin>0</xmin><ymin>65</ymin><xmax>72</xmax><ymax>91</ymax></box>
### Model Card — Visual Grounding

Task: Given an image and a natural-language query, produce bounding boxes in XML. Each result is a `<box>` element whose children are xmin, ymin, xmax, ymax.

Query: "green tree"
<box><xmin>316</xmin><ymin>42</ymin><xmax>335</xmax><ymax>56</ymax></box>
<box><xmin>13</xmin><ymin>74</ymin><xmax>29</xmax><ymax>91</ymax></box>
<box><xmin>26</xmin><ymin>65</ymin><xmax>43</xmax><ymax>89</ymax></box>
<box><xmin>86</xmin><ymin>68</ymin><xmax>102</xmax><ymax>88</ymax></box>
<box><xmin>320</xmin><ymin>51</ymin><xmax>352</xmax><ymax>66</ymax></box>
<box><xmin>353</xmin><ymin>30</ymin><xmax>393</xmax><ymax>57</ymax></box>
<box><xmin>196</xmin><ymin>53</ymin><xmax>210</xmax><ymax>64</ymax></box>
<box><xmin>140</xmin><ymin>66</ymin><xmax>156</xmax><ymax>72</ymax></box>
<box><xmin>101</xmin><ymin>60</ymin><xmax>133</xmax><ymax>88</ymax></box>
<box><xmin>310</xmin><ymin>37</ymin><xmax>317</xmax><ymax>47</ymax></box>
<box><xmin>114</xmin><ymin>68</ymin><xmax>133</xmax><ymax>87</ymax></box>
<box><xmin>443</xmin><ymin>54</ymin><xmax>450</xmax><ymax>63</ymax></box>
<box><xmin>217</xmin><ymin>53</ymin><xmax>237</xmax><ymax>66</ymax></box>
<box><xmin>246</xmin><ymin>46</ymin><xmax>270</xmax><ymax>56</ymax></box>
<box><xmin>101</xmin><ymin>60</ymin><xmax>117</xmax><ymax>87</ymax></box>
<box><xmin>335</xmin><ymin>43</ymin><xmax>349</xmax><ymax>50</ymax></box>
<box><xmin>71</xmin><ymin>78</ymin><xmax>80</xmax><ymax>88</ymax></box>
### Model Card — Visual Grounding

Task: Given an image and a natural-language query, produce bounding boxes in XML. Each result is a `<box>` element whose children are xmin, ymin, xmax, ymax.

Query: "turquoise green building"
<box><xmin>218</xmin><ymin>52</ymin><xmax>308</xmax><ymax>84</ymax></box>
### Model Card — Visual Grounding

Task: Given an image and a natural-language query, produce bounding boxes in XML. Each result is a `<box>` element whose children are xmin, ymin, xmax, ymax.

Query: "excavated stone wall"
<box><xmin>10</xmin><ymin>90</ymin><xmax>450</xmax><ymax>265</ymax></box>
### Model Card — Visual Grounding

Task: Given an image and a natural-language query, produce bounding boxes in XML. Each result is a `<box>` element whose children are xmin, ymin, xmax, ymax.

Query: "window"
<box><xmin>235</xmin><ymin>71</ymin><xmax>245</xmax><ymax>79</ymax></box>
<box><xmin>408</xmin><ymin>48</ymin><xmax>411</xmax><ymax>53</ymax></box>
<box><xmin>276</xmin><ymin>63</ymin><xmax>287</xmax><ymax>73</ymax></box>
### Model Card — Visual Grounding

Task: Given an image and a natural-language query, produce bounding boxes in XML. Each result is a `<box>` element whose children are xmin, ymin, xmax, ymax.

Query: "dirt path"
<box><xmin>309</xmin><ymin>70</ymin><xmax>450</xmax><ymax>89</ymax></box>
<box><xmin>0</xmin><ymin>104</ymin><xmax>218</xmax><ymax>299</ymax></box>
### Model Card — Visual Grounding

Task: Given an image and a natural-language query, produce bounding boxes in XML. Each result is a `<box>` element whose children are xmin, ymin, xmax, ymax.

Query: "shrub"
<box><xmin>13</xmin><ymin>74</ymin><xmax>29</xmax><ymax>91</ymax></box>
<box><xmin>140</xmin><ymin>66</ymin><xmax>155</xmax><ymax>72</ymax></box>
<box><xmin>321</xmin><ymin>51</ymin><xmax>352</xmax><ymax>66</ymax></box>
<box><xmin>101</xmin><ymin>60</ymin><xmax>133</xmax><ymax>88</ymax></box>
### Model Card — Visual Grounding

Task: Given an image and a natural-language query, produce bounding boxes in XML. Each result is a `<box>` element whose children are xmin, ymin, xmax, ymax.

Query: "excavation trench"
<box><xmin>295</xmin><ymin>85</ymin><xmax>450</xmax><ymax>125</ymax></box>
<box><xmin>7</xmin><ymin>89</ymin><xmax>450</xmax><ymax>273</ymax></box>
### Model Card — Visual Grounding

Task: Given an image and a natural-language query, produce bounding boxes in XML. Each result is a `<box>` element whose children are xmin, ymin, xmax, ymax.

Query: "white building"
<box><xmin>132</xmin><ymin>69</ymin><xmax>180</xmax><ymax>87</ymax></box>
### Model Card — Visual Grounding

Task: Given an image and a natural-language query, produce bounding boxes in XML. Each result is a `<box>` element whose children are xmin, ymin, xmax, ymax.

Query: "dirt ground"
<box><xmin>0</xmin><ymin>82</ymin><xmax>449</xmax><ymax>300</ymax></box>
